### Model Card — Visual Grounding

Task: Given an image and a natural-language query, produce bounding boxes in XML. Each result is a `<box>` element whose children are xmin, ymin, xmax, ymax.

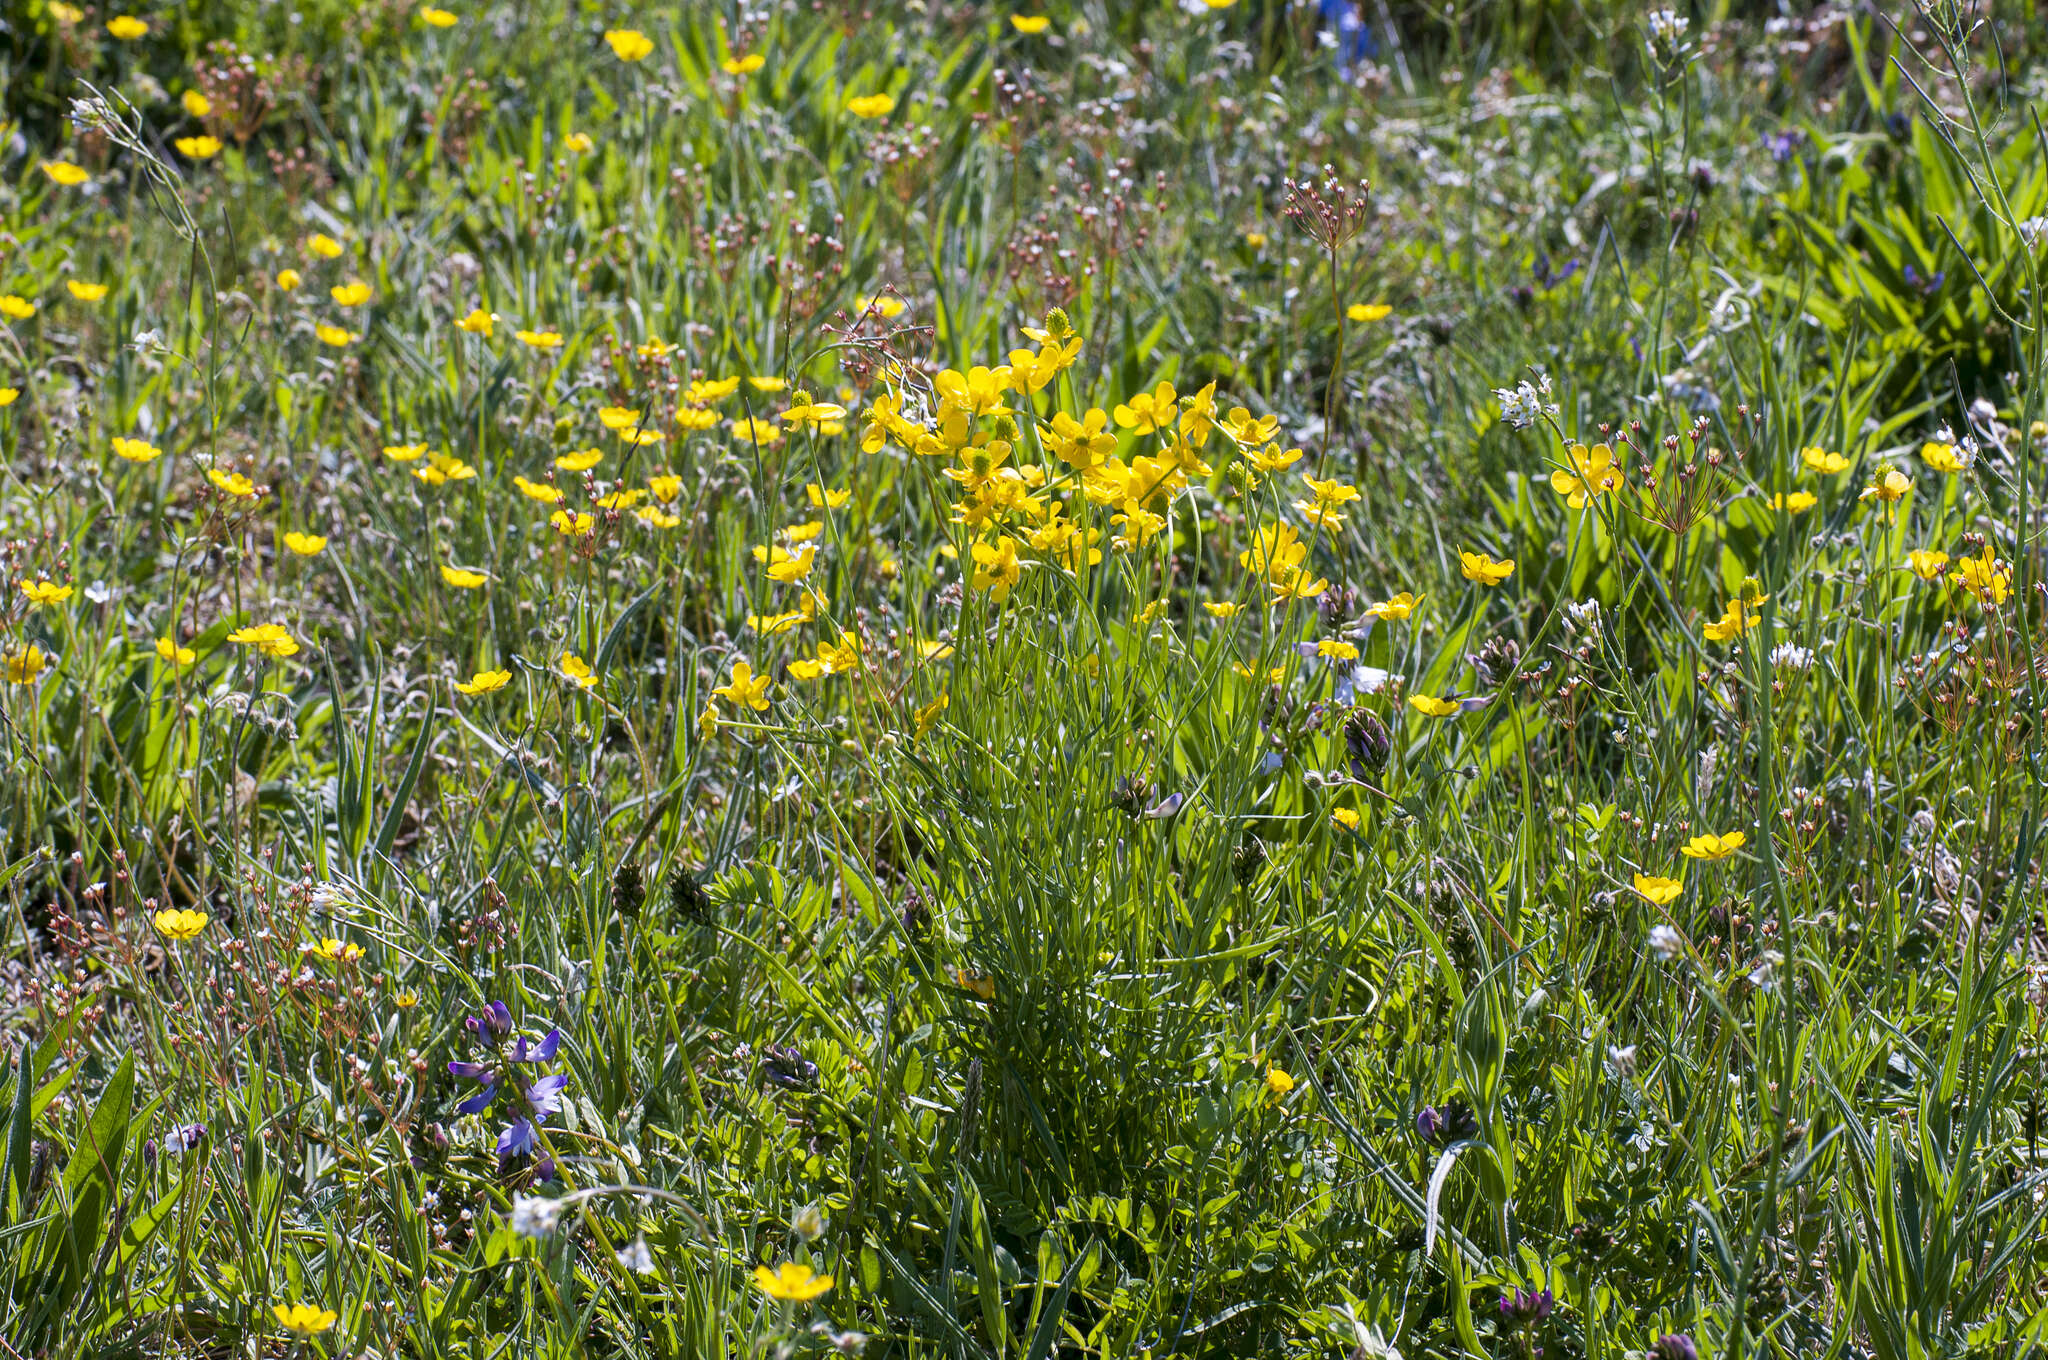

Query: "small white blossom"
<box><xmin>615</xmin><ymin>1236</ymin><xmax>655</xmax><ymax>1273</ymax></box>
<box><xmin>1770</xmin><ymin>642</ymin><xmax>1814</xmax><ymax>671</ymax></box>
<box><xmin>1606</xmin><ymin>1044</ymin><xmax>1638</xmax><ymax>1079</ymax></box>
<box><xmin>509</xmin><ymin>1194</ymin><xmax>564</xmax><ymax>1238</ymax></box>
<box><xmin>1648</xmin><ymin>924</ymin><xmax>1684</xmax><ymax>961</ymax></box>
<box><xmin>1493</xmin><ymin>375</ymin><xmax>1559</xmax><ymax>430</ymax></box>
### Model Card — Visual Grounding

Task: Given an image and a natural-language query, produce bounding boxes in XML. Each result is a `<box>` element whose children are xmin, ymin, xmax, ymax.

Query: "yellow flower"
<box><xmin>1906</xmin><ymin>549</ymin><xmax>1949</xmax><ymax>581</ymax></box>
<box><xmin>4</xmin><ymin>645</ymin><xmax>48</xmax><ymax>685</ymax></box>
<box><xmin>156</xmin><ymin>637</ymin><xmax>196</xmax><ymax>666</ymax></box>
<box><xmin>1921</xmin><ymin>441</ymin><xmax>1967</xmax><ymax>473</ymax></box>
<box><xmin>282</xmin><ymin>531</ymin><xmax>328</xmax><ymax>556</ymax></box>
<box><xmin>19</xmin><ymin>579</ymin><xmax>74</xmax><ymax>607</ymax></box>
<box><xmin>1315</xmin><ymin>639</ymin><xmax>1359</xmax><ymax>660</ymax></box>
<box><xmin>1799</xmin><ymin>446</ymin><xmax>1849</xmax><ymax>475</ymax></box>
<box><xmin>1859</xmin><ymin>468</ymin><xmax>1912</xmax><ymax>504</ymax></box>
<box><xmin>515</xmin><ymin>329</ymin><xmax>563</xmax><ymax>350</ymax></box>
<box><xmin>174</xmin><ymin>136</ymin><xmax>223</xmax><ymax>160</ymax></box>
<box><xmin>42</xmin><ymin>161</ymin><xmax>90</xmax><ymax>186</ymax></box>
<box><xmin>1113</xmin><ymin>382</ymin><xmax>1178</xmax><ymax>435</ymax></box>
<box><xmin>550</xmin><ymin>510</ymin><xmax>597</xmax><ymax>535</ymax></box>
<box><xmin>440</xmin><ymin>564</ymin><xmax>488</xmax><ymax>589</ymax></box>
<box><xmin>228</xmin><ymin>624</ymin><xmax>301</xmax><ymax>658</ymax></box>
<box><xmin>456</xmin><ymin>668</ymin><xmax>511</xmax><ymax>695</ymax></box>
<box><xmin>1459</xmin><ymin>550</ymin><xmax>1514</xmax><ymax>585</ymax></box>
<box><xmin>971</xmin><ymin>536</ymin><xmax>1023</xmax><ymax>602</ymax></box>
<box><xmin>1264</xmin><ymin>1067</ymin><xmax>1296</xmax><ymax>1100</ymax></box>
<box><xmin>712</xmin><ymin>660</ymin><xmax>772</xmax><ymax>711</ymax></box>
<box><xmin>565</xmin><ymin>132</ymin><xmax>594</xmax><ymax>154</ymax></box>
<box><xmin>1330</xmin><ymin>807</ymin><xmax>1361</xmax><ymax>830</ymax></box>
<box><xmin>0</xmin><ymin>296</ymin><xmax>38</xmax><ymax>321</ymax></box>
<box><xmin>415</xmin><ymin>453</ymin><xmax>477</xmax><ymax>485</ymax></box>
<box><xmin>805</xmin><ymin>483</ymin><xmax>851</xmax><ymax>509</ymax></box>
<box><xmin>383</xmin><ymin>442</ymin><xmax>427</xmax><ymax>462</ymax></box>
<box><xmin>0</xmin><ymin>388</ymin><xmax>15</xmax><ymax>406</ymax></box>
<box><xmin>66</xmin><ymin>280</ymin><xmax>108</xmax><ymax>302</ymax></box>
<box><xmin>331</xmin><ymin>279</ymin><xmax>372</xmax><ymax>307</ymax></box>
<box><xmin>860</xmin><ymin>293</ymin><xmax>906</xmax><ymax>319</ymax></box>
<box><xmin>721</xmin><ymin>52</ymin><xmax>766</xmax><ymax>74</ymax></box>
<box><xmin>315</xmin><ymin>323</ymin><xmax>357</xmax><ymax>348</ymax></box>
<box><xmin>49</xmin><ymin>1</ymin><xmax>82</xmax><ymax>21</ymax></box>
<box><xmin>598</xmin><ymin>405</ymin><xmax>642</xmax><ymax>431</ymax></box>
<box><xmin>107</xmin><ymin>15</ymin><xmax>149</xmax><ymax>39</ymax></box>
<box><xmin>643</xmin><ymin>473</ymin><xmax>682</xmax><ymax>502</ymax></box>
<box><xmin>1770</xmin><ymin>491</ymin><xmax>1817</xmax><ymax>513</ymax></box>
<box><xmin>1680</xmin><ymin>830</ymin><xmax>1746</xmax><ymax>861</ymax></box>
<box><xmin>307</xmin><ymin>234</ymin><xmax>344</xmax><ymax>259</ymax></box>
<box><xmin>456</xmin><ymin>307</ymin><xmax>495</xmax><ymax>335</ymax></box>
<box><xmin>1551</xmin><ymin>442</ymin><xmax>1622</xmax><ymax>507</ymax></box>
<box><xmin>1632</xmin><ymin>873</ymin><xmax>1683</xmax><ymax>906</ymax></box>
<box><xmin>208</xmin><ymin>468</ymin><xmax>259</xmax><ymax>498</ymax></box>
<box><xmin>1010</xmin><ymin>15</ymin><xmax>1051</xmax><ymax>33</ymax></box>
<box><xmin>753</xmin><ymin>543</ymin><xmax>817</xmax><ymax>583</ymax></box>
<box><xmin>847</xmin><ymin>93</ymin><xmax>897</xmax><ymax>118</ymax></box>
<box><xmin>1952</xmin><ymin>544</ymin><xmax>2010</xmax><ymax>605</ymax></box>
<box><xmin>1244</xmin><ymin>230</ymin><xmax>1268</xmax><ymax>248</ymax></box>
<box><xmin>954</xmin><ymin>967</ymin><xmax>996</xmax><ymax>1000</ymax></box>
<box><xmin>687</xmin><ymin>377</ymin><xmax>741</xmax><ymax>403</ymax></box>
<box><xmin>1409</xmin><ymin>695</ymin><xmax>1462</xmax><ymax>717</ymax></box>
<box><xmin>675</xmin><ymin>406</ymin><xmax>719</xmax><ymax>431</ymax></box>
<box><xmin>421</xmin><ymin>5</ymin><xmax>458</xmax><ymax>25</ymax></box>
<box><xmin>395</xmin><ymin>989</ymin><xmax>419</xmax><ymax>1008</ymax></box>
<box><xmin>748</xmin><ymin>375</ymin><xmax>788</xmax><ymax>393</ymax></box>
<box><xmin>604</xmin><ymin>28</ymin><xmax>655</xmax><ymax>61</ymax></box>
<box><xmin>1701</xmin><ymin>598</ymin><xmax>1761</xmax><ymax>642</ymax></box>
<box><xmin>1364</xmin><ymin>592</ymin><xmax>1423</xmax><ymax>622</ymax></box>
<box><xmin>556</xmin><ymin>446</ymin><xmax>603</xmax><ymax>472</ymax></box>
<box><xmin>111</xmin><ymin>436</ymin><xmax>162</xmax><ymax>463</ymax></box>
<box><xmin>1345</xmin><ymin>302</ymin><xmax>1392</xmax><ymax>323</ymax></box>
<box><xmin>276</xmin><ymin>269</ymin><xmax>301</xmax><ymax>291</ymax></box>
<box><xmin>153</xmin><ymin>908</ymin><xmax>208</xmax><ymax>941</ymax></box>
<box><xmin>1204</xmin><ymin>0</ymin><xmax>1237</xmax><ymax>8</ymax></box>
<box><xmin>514</xmin><ymin>474</ymin><xmax>564</xmax><ymax>503</ymax></box>
<box><xmin>780</xmin><ymin>392</ymin><xmax>850</xmax><ymax>427</ymax></box>
<box><xmin>748</xmin><ymin>610</ymin><xmax>805</xmax><ymax>635</ymax></box>
<box><xmin>1301</xmin><ymin>475</ymin><xmax>1360</xmax><ymax>509</ymax></box>
<box><xmin>913</xmin><ymin>691</ymin><xmax>949</xmax><ymax>736</ymax></box>
<box><xmin>1249</xmin><ymin>443</ymin><xmax>1304</xmax><ymax>473</ymax></box>
<box><xmin>559</xmin><ymin>653</ymin><xmax>598</xmax><ymax>690</ymax></box>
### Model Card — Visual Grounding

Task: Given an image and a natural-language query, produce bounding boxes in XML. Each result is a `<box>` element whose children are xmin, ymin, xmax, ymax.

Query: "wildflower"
<box><xmin>515</xmin><ymin>329</ymin><xmax>563</xmax><ymax>349</ymax></box>
<box><xmin>156</xmin><ymin>638</ymin><xmax>196</xmax><ymax>666</ymax></box>
<box><xmin>227</xmin><ymin>624</ymin><xmax>300</xmax><ymax>658</ymax></box>
<box><xmin>1632</xmin><ymin>873</ymin><xmax>1682</xmax><ymax>906</ymax></box>
<box><xmin>604</xmin><ymin>28</ymin><xmax>655</xmax><ymax>60</ymax></box>
<box><xmin>415</xmin><ymin>453</ymin><xmax>477</xmax><ymax>485</ymax></box>
<box><xmin>1249</xmin><ymin>443</ymin><xmax>1303</xmax><ymax>473</ymax></box>
<box><xmin>1921</xmin><ymin>440</ymin><xmax>1967</xmax><ymax>473</ymax></box>
<box><xmin>277</xmin><ymin>269</ymin><xmax>302</xmax><ymax>291</ymax></box>
<box><xmin>913</xmin><ymin>692</ymin><xmax>949</xmax><ymax>736</ymax></box>
<box><xmin>421</xmin><ymin>6</ymin><xmax>458</xmax><ymax>26</ymax></box>
<box><xmin>448</xmin><ymin>1002</ymin><xmax>571</xmax><ymax>1165</ymax></box>
<box><xmin>441</xmin><ymin>565</ymin><xmax>488</xmax><ymax>589</ymax></box>
<box><xmin>1113</xmin><ymin>383</ymin><xmax>1178</xmax><ymax>435</ymax></box>
<box><xmin>19</xmin><ymin>579</ymin><xmax>75</xmax><ymax>607</ymax></box>
<box><xmin>805</xmin><ymin>483</ymin><xmax>851</xmax><ymax>509</ymax></box>
<box><xmin>636</xmin><ymin>507</ymin><xmax>680</xmax><ymax>529</ymax></box>
<box><xmin>1364</xmin><ymin>592</ymin><xmax>1423</xmax><ymax>622</ymax></box>
<box><xmin>456</xmin><ymin>307</ymin><xmax>495</xmax><ymax>335</ymax></box>
<box><xmin>846</xmin><ymin>93</ymin><xmax>897</xmax><ymax>118</ymax></box>
<box><xmin>507</xmin><ymin>474</ymin><xmax>561</xmax><ymax>505</ymax></box>
<box><xmin>754</xmin><ymin>543</ymin><xmax>816</xmax><ymax>582</ymax></box>
<box><xmin>1264</xmin><ymin>1067</ymin><xmax>1296</xmax><ymax>1102</ymax></box>
<box><xmin>558</xmin><ymin>653</ymin><xmax>598</xmax><ymax>690</ymax></box>
<box><xmin>732</xmin><ymin>416</ymin><xmax>784</xmax><ymax>447</ymax></box>
<box><xmin>970</xmin><ymin>536</ymin><xmax>1023</xmax><ymax>602</ymax></box>
<box><xmin>331</xmin><ymin>280</ymin><xmax>372</xmax><ymax>307</ymax></box>
<box><xmin>565</xmin><ymin>132</ymin><xmax>594</xmax><ymax>153</ymax></box>
<box><xmin>107</xmin><ymin>15</ymin><xmax>149</xmax><ymax>38</ymax></box>
<box><xmin>510</xmin><ymin>1195</ymin><xmax>563</xmax><ymax>1238</ymax></box>
<box><xmin>713</xmin><ymin>660</ymin><xmax>772</xmax><ymax>711</ymax></box>
<box><xmin>1651</xmin><ymin>1335</ymin><xmax>1699</xmax><ymax>1360</ymax></box>
<box><xmin>1459</xmin><ymin>550</ymin><xmax>1514</xmax><ymax>585</ymax></box>
<box><xmin>456</xmin><ymin>668</ymin><xmax>511</xmax><ymax>695</ymax></box>
<box><xmin>936</xmin><ymin>366</ymin><xmax>1012</xmax><ymax>418</ymax></box>
<box><xmin>1647</xmin><ymin>923</ymin><xmax>1684</xmax><ymax>960</ymax></box>
<box><xmin>282</xmin><ymin>531</ymin><xmax>328</xmax><ymax>556</ymax></box>
<box><xmin>754</xmin><ymin>1261</ymin><xmax>833</xmax><ymax>1302</ymax></box>
<box><xmin>556</xmin><ymin>446</ymin><xmax>603</xmax><ymax>472</ymax></box>
<box><xmin>595</xmin><ymin>488</ymin><xmax>647</xmax><ymax>510</ymax></box>
<box><xmin>1008</xmin><ymin>336</ymin><xmax>1084</xmax><ymax>393</ymax></box>
<box><xmin>208</xmin><ymin>468</ymin><xmax>259</xmax><ymax>498</ymax></box>
<box><xmin>0</xmin><ymin>296</ymin><xmax>38</xmax><ymax>321</ymax></box>
<box><xmin>153</xmin><ymin>907</ymin><xmax>208</xmax><ymax>940</ymax></box>
<box><xmin>1680</xmin><ymin>830</ymin><xmax>1745</xmax><ymax>860</ymax></box>
<box><xmin>4</xmin><ymin>646</ymin><xmax>47</xmax><ymax>685</ymax></box>
<box><xmin>550</xmin><ymin>510</ymin><xmax>596</xmax><ymax>535</ymax></box>
<box><xmin>1859</xmin><ymin>468</ymin><xmax>1911</xmax><ymax>503</ymax></box>
<box><xmin>721</xmin><ymin>52</ymin><xmax>766</xmax><ymax>74</ymax></box>
<box><xmin>1310</xmin><ymin>639</ymin><xmax>1359</xmax><ymax>660</ymax></box>
<box><xmin>1701</xmin><ymin>596</ymin><xmax>1763</xmax><ymax>642</ymax></box>
<box><xmin>1770</xmin><ymin>642</ymin><xmax>1813</xmax><ymax>671</ymax></box>
<box><xmin>66</xmin><ymin>280</ymin><xmax>108</xmax><ymax>302</ymax></box>
<box><xmin>1952</xmin><ymin>544</ymin><xmax>2010</xmax><ymax>605</ymax></box>
<box><xmin>1493</xmin><ymin>375</ymin><xmax>1558</xmax><ymax>429</ymax></box>
<box><xmin>780</xmin><ymin>391</ymin><xmax>849</xmax><ymax>427</ymax></box>
<box><xmin>1011</xmin><ymin>14</ymin><xmax>1051</xmax><ymax>32</ymax></box>
<box><xmin>42</xmin><ymin>161</ymin><xmax>90</xmax><ymax>186</ymax></box>
<box><xmin>1047</xmin><ymin>409</ymin><xmax>1117</xmax><ymax>468</ymax></box>
<box><xmin>393</xmin><ymin>989</ymin><xmax>419</xmax><ymax>1009</ymax></box>
<box><xmin>315</xmin><ymin>323</ymin><xmax>357</xmax><ymax>347</ymax></box>
<box><xmin>1345</xmin><ymin>302</ymin><xmax>1392</xmax><ymax>322</ymax></box>
<box><xmin>1409</xmin><ymin>695</ymin><xmax>1462</xmax><ymax>717</ymax></box>
<box><xmin>1770</xmin><ymin>491</ymin><xmax>1816</xmax><ymax>513</ymax></box>
<box><xmin>307</xmin><ymin>234</ymin><xmax>344</xmax><ymax>259</ymax></box>
<box><xmin>1498</xmin><ymin>1287</ymin><xmax>1554</xmax><ymax>1329</ymax></box>
<box><xmin>383</xmin><ymin>442</ymin><xmax>427</xmax><ymax>462</ymax></box>
<box><xmin>860</xmin><ymin>293</ymin><xmax>906</xmax><ymax>318</ymax></box>
<box><xmin>1551</xmin><ymin>442</ymin><xmax>1622</xmax><ymax>507</ymax></box>
<box><xmin>312</xmin><ymin>937</ymin><xmax>363</xmax><ymax>963</ymax></box>
<box><xmin>175</xmin><ymin>136</ymin><xmax>223</xmax><ymax>159</ymax></box>
<box><xmin>271</xmin><ymin>1304</ymin><xmax>337</xmax><ymax>1337</ymax></box>
<box><xmin>748</xmin><ymin>376</ymin><xmax>788</xmax><ymax>393</ymax></box>
<box><xmin>1895</xmin><ymin>551</ymin><xmax>1950</xmax><ymax>588</ymax></box>
<box><xmin>1331</xmin><ymin>807</ymin><xmax>1361</xmax><ymax>830</ymax></box>
<box><xmin>1800</xmin><ymin>446</ymin><xmax>1849</xmax><ymax>474</ymax></box>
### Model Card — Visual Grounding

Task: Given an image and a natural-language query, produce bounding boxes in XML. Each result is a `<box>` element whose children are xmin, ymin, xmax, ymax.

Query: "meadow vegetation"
<box><xmin>4</xmin><ymin>1</ymin><xmax>2048</xmax><ymax>1356</ymax></box>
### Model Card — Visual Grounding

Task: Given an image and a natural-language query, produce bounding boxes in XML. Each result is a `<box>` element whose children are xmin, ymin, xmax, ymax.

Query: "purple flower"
<box><xmin>1651</xmin><ymin>1336</ymin><xmax>1697</xmax><ymax>1360</ymax></box>
<box><xmin>167</xmin><ymin>1122</ymin><xmax>207</xmax><ymax>1154</ymax></box>
<box><xmin>1416</xmin><ymin>1105</ymin><xmax>1446</xmax><ymax>1140</ymax></box>
<box><xmin>448</xmin><ymin>1003</ymin><xmax>571</xmax><ymax>1168</ymax></box>
<box><xmin>763</xmin><ymin>1044</ymin><xmax>818</xmax><ymax>1090</ymax></box>
<box><xmin>1499</xmin><ymin>1287</ymin><xmax>1554</xmax><ymax>1328</ymax></box>
<box><xmin>465</xmin><ymin>1001</ymin><xmax>514</xmax><ymax>1041</ymax></box>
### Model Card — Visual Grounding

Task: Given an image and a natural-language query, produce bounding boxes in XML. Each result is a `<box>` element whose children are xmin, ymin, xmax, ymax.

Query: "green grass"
<box><xmin>4</xmin><ymin>2</ymin><xmax>2048</xmax><ymax>1357</ymax></box>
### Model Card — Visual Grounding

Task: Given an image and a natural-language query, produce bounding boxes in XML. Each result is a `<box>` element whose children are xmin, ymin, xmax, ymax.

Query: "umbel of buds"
<box><xmin>1345</xmin><ymin>711</ymin><xmax>1391</xmax><ymax>777</ymax></box>
<box><xmin>1283</xmin><ymin>168</ymin><xmax>1373</xmax><ymax>252</ymax></box>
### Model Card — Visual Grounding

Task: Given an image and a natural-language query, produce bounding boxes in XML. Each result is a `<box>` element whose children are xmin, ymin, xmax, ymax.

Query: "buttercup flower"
<box><xmin>1921</xmin><ymin>440</ymin><xmax>1967</xmax><ymax>473</ymax></box>
<box><xmin>154</xmin><ymin>908</ymin><xmax>208</xmax><ymax>940</ymax></box>
<box><xmin>1459</xmin><ymin>550</ymin><xmax>1514</xmax><ymax>585</ymax></box>
<box><xmin>156</xmin><ymin>638</ymin><xmax>196</xmax><ymax>666</ymax></box>
<box><xmin>0</xmin><ymin>296</ymin><xmax>38</xmax><ymax>321</ymax></box>
<box><xmin>42</xmin><ymin>161</ymin><xmax>90</xmax><ymax>187</ymax></box>
<box><xmin>66</xmin><ymin>280</ymin><xmax>108</xmax><ymax>302</ymax></box>
<box><xmin>271</xmin><ymin>1304</ymin><xmax>337</xmax><ymax>1337</ymax></box>
<box><xmin>515</xmin><ymin>328</ymin><xmax>563</xmax><ymax>349</ymax></box>
<box><xmin>307</xmin><ymin>234</ymin><xmax>344</xmax><ymax>259</ymax></box>
<box><xmin>282</xmin><ymin>531</ymin><xmax>328</xmax><ymax>556</ymax></box>
<box><xmin>1011</xmin><ymin>15</ymin><xmax>1051</xmax><ymax>33</ymax></box>
<box><xmin>559</xmin><ymin>653</ymin><xmax>598</xmax><ymax>689</ymax></box>
<box><xmin>1859</xmin><ymin>468</ymin><xmax>1911</xmax><ymax>504</ymax></box>
<box><xmin>1680</xmin><ymin>830</ymin><xmax>1745</xmax><ymax>860</ymax></box>
<box><xmin>331</xmin><ymin>279</ymin><xmax>372</xmax><ymax>307</ymax></box>
<box><xmin>1551</xmin><ymin>442</ymin><xmax>1622</xmax><ymax>507</ymax></box>
<box><xmin>456</xmin><ymin>668</ymin><xmax>512</xmax><ymax>695</ymax></box>
<box><xmin>754</xmin><ymin>1262</ymin><xmax>833</xmax><ymax>1302</ymax></box>
<box><xmin>228</xmin><ymin>624</ymin><xmax>300</xmax><ymax>658</ymax></box>
<box><xmin>19</xmin><ymin>579</ymin><xmax>75</xmax><ymax>607</ymax></box>
<box><xmin>421</xmin><ymin>6</ymin><xmax>458</xmax><ymax>26</ymax></box>
<box><xmin>1632</xmin><ymin>872</ymin><xmax>1683</xmax><ymax>905</ymax></box>
<box><xmin>846</xmin><ymin>93</ymin><xmax>897</xmax><ymax>118</ymax></box>
<box><xmin>175</xmin><ymin>136</ymin><xmax>223</xmax><ymax>159</ymax></box>
<box><xmin>107</xmin><ymin>15</ymin><xmax>149</xmax><ymax>38</ymax></box>
<box><xmin>971</xmin><ymin>536</ymin><xmax>1023</xmax><ymax>601</ymax></box>
<box><xmin>208</xmin><ymin>468</ymin><xmax>259</xmax><ymax>498</ymax></box>
<box><xmin>712</xmin><ymin>660</ymin><xmax>772</xmax><ymax>711</ymax></box>
<box><xmin>1800</xmin><ymin>446</ymin><xmax>1849</xmax><ymax>474</ymax></box>
<box><xmin>1906</xmin><ymin>549</ymin><xmax>1949</xmax><ymax>581</ymax></box>
<box><xmin>1346</xmin><ymin>302</ymin><xmax>1392</xmax><ymax>322</ymax></box>
<box><xmin>441</xmin><ymin>564</ymin><xmax>488</xmax><ymax>589</ymax></box>
<box><xmin>1364</xmin><ymin>592</ymin><xmax>1423</xmax><ymax>622</ymax></box>
<box><xmin>604</xmin><ymin>28</ymin><xmax>655</xmax><ymax>61</ymax></box>
<box><xmin>1409</xmin><ymin>695</ymin><xmax>1462</xmax><ymax>717</ymax></box>
<box><xmin>4</xmin><ymin>646</ymin><xmax>49</xmax><ymax>685</ymax></box>
<box><xmin>1952</xmin><ymin>544</ymin><xmax>2010</xmax><ymax>605</ymax></box>
<box><xmin>315</xmin><ymin>323</ymin><xmax>357</xmax><ymax>347</ymax></box>
<box><xmin>722</xmin><ymin>53</ymin><xmax>766</xmax><ymax>74</ymax></box>
<box><xmin>456</xmin><ymin>307</ymin><xmax>496</xmax><ymax>335</ymax></box>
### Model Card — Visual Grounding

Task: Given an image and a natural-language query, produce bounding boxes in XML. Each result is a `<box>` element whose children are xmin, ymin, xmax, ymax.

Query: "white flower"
<box><xmin>1647</xmin><ymin>9</ymin><xmax>1689</xmax><ymax>42</ymax></box>
<box><xmin>1647</xmin><ymin>924</ymin><xmax>1684</xmax><ymax>961</ymax></box>
<box><xmin>1606</xmin><ymin>1044</ymin><xmax>1638</xmax><ymax>1079</ymax></box>
<box><xmin>1770</xmin><ymin>642</ymin><xmax>1814</xmax><ymax>671</ymax></box>
<box><xmin>1748</xmin><ymin>949</ymin><xmax>1785</xmax><ymax>990</ymax></box>
<box><xmin>509</xmin><ymin>1194</ymin><xmax>564</xmax><ymax>1238</ymax></box>
<box><xmin>1493</xmin><ymin>376</ymin><xmax>1559</xmax><ymax>430</ymax></box>
<box><xmin>615</xmin><ymin>1236</ymin><xmax>655</xmax><ymax>1272</ymax></box>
